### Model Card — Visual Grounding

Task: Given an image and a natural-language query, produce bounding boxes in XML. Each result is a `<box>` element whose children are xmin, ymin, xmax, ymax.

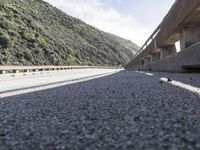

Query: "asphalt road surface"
<box><xmin>0</xmin><ymin>71</ymin><xmax>200</xmax><ymax>150</ymax></box>
<box><xmin>0</xmin><ymin>69</ymin><xmax>120</xmax><ymax>97</ymax></box>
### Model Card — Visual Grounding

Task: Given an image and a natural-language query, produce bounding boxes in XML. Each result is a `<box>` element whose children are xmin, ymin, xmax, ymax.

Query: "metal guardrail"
<box><xmin>0</xmin><ymin>66</ymin><xmax>120</xmax><ymax>74</ymax></box>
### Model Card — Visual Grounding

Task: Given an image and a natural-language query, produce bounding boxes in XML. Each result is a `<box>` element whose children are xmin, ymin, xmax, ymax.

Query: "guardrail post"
<box><xmin>0</xmin><ymin>70</ymin><xmax>6</xmax><ymax>74</ymax></box>
<box><xmin>13</xmin><ymin>70</ymin><xmax>19</xmax><ymax>73</ymax></box>
<box><xmin>39</xmin><ymin>69</ymin><xmax>44</xmax><ymax>72</ymax></box>
<box><xmin>33</xmin><ymin>69</ymin><xmax>38</xmax><ymax>72</ymax></box>
<box><xmin>24</xmin><ymin>69</ymin><xmax>30</xmax><ymax>73</ymax></box>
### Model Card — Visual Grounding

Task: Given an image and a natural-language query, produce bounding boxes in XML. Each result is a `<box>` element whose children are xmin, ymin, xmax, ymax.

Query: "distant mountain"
<box><xmin>0</xmin><ymin>0</ymin><xmax>139</xmax><ymax>66</ymax></box>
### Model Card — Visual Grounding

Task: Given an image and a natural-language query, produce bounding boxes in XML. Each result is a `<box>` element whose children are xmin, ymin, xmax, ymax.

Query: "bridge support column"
<box><xmin>145</xmin><ymin>56</ymin><xmax>152</xmax><ymax>64</ymax></box>
<box><xmin>151</xmin><ymin>53</ymin><xmax>161</xmax><ymax>62</ymax></box>
<box><xmin>133</xmin><ymin>62</ymin><xmax>140</xmax><ymax>69</ymax></box>
<box><xmin>180</xmin><ymin>26</ymin><xmax>200</xmax><ymax>50</ymax></box>
<box><xmin>160</xmin><ymin>45</ymin><xmax>176</xmax><ymax>59</ymax></box>
<box><xmin>140</xmin><ymin>59</ymin><xmax>146</xmax><ymax>65</ymax></box>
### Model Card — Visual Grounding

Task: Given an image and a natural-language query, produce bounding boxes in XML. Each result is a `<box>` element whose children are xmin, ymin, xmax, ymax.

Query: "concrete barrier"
<box><xmin>135</xmin><ymin>42</ymin><xmax>200</xmax><ymax>72</ymax></box>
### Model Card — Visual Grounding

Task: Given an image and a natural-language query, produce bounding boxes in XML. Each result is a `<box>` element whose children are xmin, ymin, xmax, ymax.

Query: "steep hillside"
<box><xmin>0</xmin><ymin>0</ymin><xmax>139</xmax><ymax>66</ymax></box>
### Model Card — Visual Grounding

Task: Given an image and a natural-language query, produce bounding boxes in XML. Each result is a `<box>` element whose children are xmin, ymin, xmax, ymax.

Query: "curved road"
<box><xmin>0</xmin><ymin>70</ymin><xmax>200</xmax><ymax>149</ymax></box>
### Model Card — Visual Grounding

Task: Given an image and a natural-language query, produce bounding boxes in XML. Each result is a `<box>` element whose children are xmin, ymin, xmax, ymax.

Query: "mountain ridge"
<box><xmin>0</xmin><ymin>0</ymin><xmax>139</xmax><ymax>66</ymax></box>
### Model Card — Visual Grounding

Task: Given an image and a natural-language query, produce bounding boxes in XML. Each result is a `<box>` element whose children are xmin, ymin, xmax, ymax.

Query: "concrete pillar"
<box><xmin>145</xmin><ymin>56</ymin><xmax>152</xmax><ymax>64</ymax></box>
<box><xmin>180</xmin><ymin>26</ymin><xmax>200</xmax><ymax>50</ymax></box>
<box><xmin>134</xmin><ymin>62</ymin><xmax>139</xmax><ymax>68</ymax></box>
<box><xmin>130</xmin><ymin>62</ymin><xmax>139</xmax><ymax>69</ymax></box>
<box><xmin>133</xmin><ymin>62</ymin><xmax>138</xmax><ymax>68</ymax></box>
<box><xmin>140</xmin><ymin>59</ymin><xmax>146</xmax><ymax>65</ymax></box>
<box><xmin>154</xmin><ymin>39</ymin><xmax>158</xmax><ymax>49</ymax></box>
<box><xmin>160</xmin><ymin>45</ymin><xmax>176</xmax><ymax>59</ymax></box>
<box><xmin>152</xmin><ymin>53</ymin><xmax>161</xmax><ymax>62</ymax></box>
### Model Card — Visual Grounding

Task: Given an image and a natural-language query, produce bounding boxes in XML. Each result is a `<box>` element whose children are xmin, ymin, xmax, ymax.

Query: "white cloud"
<box><xmin>44</xmin><ymin>0</ymin><xmax>152</xmax><ymax>46</ymax></box>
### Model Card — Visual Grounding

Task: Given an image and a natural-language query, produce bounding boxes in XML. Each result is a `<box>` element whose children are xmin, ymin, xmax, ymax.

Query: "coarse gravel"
<box><xmin>0</xmin><ymin>71</ymin><xmax>200</xmax><ymax>150</ymax></box>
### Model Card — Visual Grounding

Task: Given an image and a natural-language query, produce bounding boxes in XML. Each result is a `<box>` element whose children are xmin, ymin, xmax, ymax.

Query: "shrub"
<box><xmin>36</xmin><ymin>36</ymin><xmax>47</xmax><ymax>47</ymax></box>
<box><xmin>0</xmin><ymin>54</ymin><xmax>7</xmax><ymax>64</ymax></box>
<box><xmin>8</xmin><ymin>30</ymin><xmax>17</xmax><ymax>37</ymax></box>
<box><xmin>0</xmin><ymin>19</ymin><xmax>10</xmax><ymax>30</ymax></box>
<box><xmin>0</xmin><ymin>32</ymin><xmax>10</xmax><ymax>48</ymax></box>
<box><xmin>16</xmin><ymin>52</ymin><xmax>24</xmax><ymax>59</ymax></box>
<box><xmin>34</xmin><ymin>48</ymin><xmax>42</xmax><ymax>54</ymax></box>
<box><xmin>21</xmin><ymin>30</ymin><xmax>35</xmax><ymax>42</ymax></box>
<box><xmin>23</xmin><ymin>49</ymin><xmax>32</xmax><ymax>61</ymax></box>
<box><xmin>1</xmin><ymin>50</ymin><xmax>7</xmax><ymax>56</ymax></box>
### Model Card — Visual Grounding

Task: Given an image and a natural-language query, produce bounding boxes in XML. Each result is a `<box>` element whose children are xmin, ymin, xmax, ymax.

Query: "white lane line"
<box><xmin>160</xmin><ymin>78</ymin><xmax>200</xmax><ymax>96</ymax></box>
<box><xmin>135</xmin><ymin>71</ymin><xmax>200</xmax><ymax>95</ymax></box>
<box><xmin>136</xmin><ymin>71</ymin><xmax>154</xmax><ymax>76</ymax></box>
<box><xmin>0</xmin><ymin>71</ymin><xmax>119</xmax><ymax>98</ymax></box>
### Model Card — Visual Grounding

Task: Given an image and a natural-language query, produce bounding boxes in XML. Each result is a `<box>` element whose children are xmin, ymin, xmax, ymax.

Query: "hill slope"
<box><xmin>0</xmin><ymin>0</ymin><xmax>139</xmax><ymax>66</ymax></box>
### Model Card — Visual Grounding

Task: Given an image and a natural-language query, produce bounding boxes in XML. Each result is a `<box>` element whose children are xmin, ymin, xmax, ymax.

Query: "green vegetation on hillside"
<box><xmin>0</xmin><ymin>0</ymin><xmax>139</xmax><ymax>66</ymax></box>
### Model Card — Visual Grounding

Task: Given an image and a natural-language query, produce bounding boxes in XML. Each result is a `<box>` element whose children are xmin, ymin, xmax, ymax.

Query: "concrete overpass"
<box><xmin>125</xmin><ymin>0</ymin><xmax>200</xmax><ymax>72</ymax></box>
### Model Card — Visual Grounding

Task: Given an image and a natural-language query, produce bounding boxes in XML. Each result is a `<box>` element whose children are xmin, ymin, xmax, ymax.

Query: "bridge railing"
<box><xmin>133</xmin><ymin>0</ymin><xmax>178</xmax><ymax>59</ymax></box>
<box><xmin>0</xmin><ymin>66</ymin><xmax>120</xmax><ymax>74</ymax></box>
<box><xmin>135</xmin><ymin>26</ymin><xmax>161</xmax><ymax>58</ymax></box>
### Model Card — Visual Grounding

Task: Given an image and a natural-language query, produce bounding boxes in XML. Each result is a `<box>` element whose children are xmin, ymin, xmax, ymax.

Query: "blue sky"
<box><xmin>44</xmin><ymin>0</ymin><xmax>175</xmax><ymax>46</ymax></box>
<box><xmin>103</xmin><ymin>0</ymin><xmax>175</xmax><ymax>27</ymax></box>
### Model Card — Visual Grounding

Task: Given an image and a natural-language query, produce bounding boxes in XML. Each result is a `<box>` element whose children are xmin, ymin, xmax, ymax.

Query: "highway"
<box><xmin>0</xmin><ymin>69</ymin><xmax>120</xmax><ymax>98</ymax></box>
<box><xmin>0</xmin><ymin>70</ymin><xmax>200</xmax><ymax>149</ymax></box>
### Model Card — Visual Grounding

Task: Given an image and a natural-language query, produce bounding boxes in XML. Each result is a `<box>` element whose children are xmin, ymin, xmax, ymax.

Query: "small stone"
<box><xmin>134</xmin><ymin>116</ymin><xmax>141</xmax><ymax>121</ymax></box>
<box><xmin>131</xmin><ymin>93</ymin><xmax>135</xmax><ymax>96</ymax></box>
<box><xmin>167</xmin><ymin>78</ymin><xmax>172</xmax><ymax>82</ymax></box>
